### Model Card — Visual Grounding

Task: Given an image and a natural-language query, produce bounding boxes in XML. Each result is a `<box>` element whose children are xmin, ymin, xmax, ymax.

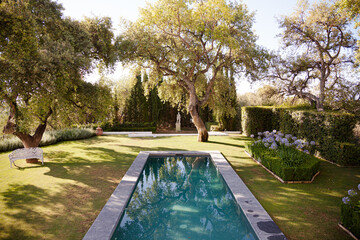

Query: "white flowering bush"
<box><xmin>246</xmin><ymin>130</ymin><xmax>320</xmax><ymax>181</ymax></box>
<box><xmin>341</xmin><ymin>184</ymin><xmax>360</xmax><ymax>237</ymax></box>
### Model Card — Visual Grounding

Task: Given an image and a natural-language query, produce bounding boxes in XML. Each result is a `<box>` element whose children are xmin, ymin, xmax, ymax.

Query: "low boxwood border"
<box><xmin>245</xmin><ymin>143</ymin><xmax>320</xmax><ymax>182</ymax></box>
<box><xmin>244</xmin><ymin>150</ymin><xmax>320</xmax><ymax>184</ymax></box>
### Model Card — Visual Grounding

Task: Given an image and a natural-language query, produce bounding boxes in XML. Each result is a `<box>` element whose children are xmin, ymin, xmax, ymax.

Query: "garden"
<box><xmin>0</xmin><ymin>134</ymin><xmax>359</xmax><ymax>239</ymax></box>
<box><xmin>1</xmin><ymin>0</ymin><xmax>360</xmax><ymax>239</ymax></box>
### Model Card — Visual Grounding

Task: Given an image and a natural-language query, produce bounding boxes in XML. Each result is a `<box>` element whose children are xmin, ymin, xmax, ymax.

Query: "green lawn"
<box><xmin>0</xmin><ymin>135</ymin><xmax>358</xmax><ymax>239</ymax></box>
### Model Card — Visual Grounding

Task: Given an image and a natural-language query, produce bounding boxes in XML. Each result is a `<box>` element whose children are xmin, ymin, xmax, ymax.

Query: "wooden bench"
<box><xmin>8</xmin><ymin>147</ymin><xmax>44</xmax><ymax>168</ymax></box>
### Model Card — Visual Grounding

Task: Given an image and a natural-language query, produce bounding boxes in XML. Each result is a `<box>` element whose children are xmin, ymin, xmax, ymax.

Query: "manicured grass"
<box><xmin>0</xmin><ymin>135</ymin><xmax>358</xmax><ymax>239</ymax></box>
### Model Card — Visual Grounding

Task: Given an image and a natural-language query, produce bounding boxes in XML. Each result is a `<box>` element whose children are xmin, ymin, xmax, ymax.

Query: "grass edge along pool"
<box><xmin>83</xmin><ymin>151</ymin><xmax>287</xmax><ymax>240</ymax></box>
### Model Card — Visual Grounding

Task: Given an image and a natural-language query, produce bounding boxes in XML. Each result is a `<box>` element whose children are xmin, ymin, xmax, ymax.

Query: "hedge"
<box><xmin>245</xmin><ymin>143</ymin><xmax>320</xmax><ymax>181</ymax></box>
<box><xmin>341</xmin><ymin>203</ymin><xmax>360</xmax><ymax>238</ymax></box>
<box><xmin>101</xmin><ymin>122</ymin><xmax>157</xmax><ymax>132</ymax></box>
<box><xmin>241</xmin><ymin>107</ymin><xmax>276</xmax><ymax>136</ymax></box>
<box><xmin>241</xmin><ymin>106</ymin><xmax>360</xmax><ymax>166</ymax></box>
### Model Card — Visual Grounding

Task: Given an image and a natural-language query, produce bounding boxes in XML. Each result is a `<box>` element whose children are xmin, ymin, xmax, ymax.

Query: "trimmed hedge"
<box><xmin>246</xmin><ymin>143</ymin><xmax>320</xmax><ymax>181</ymax></box>
<box><xmin>241</xmin><ymin>106</ymin><xmax>360</xmax><ymax>166</ymax></box>
<box><xmin>241</xmin><ymin>107</ymin><xmax>276</xmax><ymax>136</ymax></box>
<box><xmin>341</xmin><ymin>204</ymin><xmax>360</xmax><ymax>238</ymax></box>
<box><xmin>101</xmin><ymin>122</ymin><xmax>157</xmax><ymax>132</ymax></box>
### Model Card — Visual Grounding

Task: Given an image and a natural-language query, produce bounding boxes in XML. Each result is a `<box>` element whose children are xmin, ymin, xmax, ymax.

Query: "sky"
<box><xmin>57</xmin><ymin>0</ymin><xmax>315</xmax><ymax>94</ymax></box>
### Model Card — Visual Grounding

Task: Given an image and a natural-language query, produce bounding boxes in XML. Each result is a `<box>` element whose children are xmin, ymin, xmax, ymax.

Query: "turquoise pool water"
<box><xmin>111</xmin><ymin>156</ymin><xmax>258</xmax><ymax>240</ymax></box>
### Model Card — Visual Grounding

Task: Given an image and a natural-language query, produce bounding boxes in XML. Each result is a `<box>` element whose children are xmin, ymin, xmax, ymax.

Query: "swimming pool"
<box><xmin>83</xmin><ymin>151</ymin><xmax>286</xmax><ymax>240</ymax></box>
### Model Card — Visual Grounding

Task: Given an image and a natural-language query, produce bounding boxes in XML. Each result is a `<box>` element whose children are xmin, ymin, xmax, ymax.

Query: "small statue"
<box><xmin>176</xmin><ymin>112</ymin><xmax>181</xmax><ymax>124</ymax></box>
<box><xmin>176</xmin><ymin>112</ymin><xmax>181</xmax><ymax>132</ymax></box>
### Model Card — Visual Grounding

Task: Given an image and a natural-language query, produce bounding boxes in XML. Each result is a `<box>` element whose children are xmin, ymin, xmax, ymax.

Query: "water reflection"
<box><xmin>111</xmin><ymin>156</ymin><xmax>257</xmax><ymax>240</ymax></box>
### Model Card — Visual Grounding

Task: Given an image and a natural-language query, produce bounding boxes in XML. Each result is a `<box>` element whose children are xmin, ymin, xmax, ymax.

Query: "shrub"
<box><xmin>341</xmin><ymin>184</ymin><xmax>360</xmax><ymax>238</ymax></box>
<box><xmin>205</xmin><ymin>122</ymin><xmax>218</xmax><ymax>131</ymax></box>
<box><xmin>42</xmin><ymin>128</ymin><xmax>95</xmax><ymax>143</ymax></box>
<box><xmin>246</xmin><ymin>130</ymin><xmax>320</xmax><ymax>181</ymax></box>
<box><xmin>336</xmin><ymin>143</ymin><xmax>360</xmax><ymax>166</ymax></box>
<box><xmin>241</xmin><ymin>106</ymin><xmax>359</xmax><ymax>166</ymax></box>
<box><xmin>210</xmin><ymin>125</ymin><xmax>222</xmax><ymax>131</ymax></box>
<box><xmin>101</xmin><ymin>122</ymin><xmax>157</xmax><ymax>132</ymax></box>
<box><xmin>241</xmin><ymin>107</ymin><xmax>277</xmax><ymax>136</ymax></box>
<box><xmin>0</xmin><ymin>137</ymin><xmax>23</xmax><ymax>153</ymax></box>
<box><xmin>0</xmin><ymin>128</ymin><xmax>95</xmax><ymax>153</ymax></box>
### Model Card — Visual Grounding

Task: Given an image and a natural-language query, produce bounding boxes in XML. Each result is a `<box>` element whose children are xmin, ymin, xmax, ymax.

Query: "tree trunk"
<box><xmin>188</xmin><ymin>92</ymin><xmax>208</xmax><ymax>142</ymax></box>
<box><xmin>316</xmin><ymin>101</ymin><xmax>324</xmax><ymax>112</ymax></box>
<box><xmin>3</xmin><ymin>103</ymin><xmax>52</xmax><ymax>164</ymax></box>
<box><xmin>317</xmin><ymin>78</ymin><xmax>326</xmax><ymax>111</ymax></box>
<box><xmin>14</xmin><ymin>122</ymin><xmax>47</xmax><ymax>163</ymax></box>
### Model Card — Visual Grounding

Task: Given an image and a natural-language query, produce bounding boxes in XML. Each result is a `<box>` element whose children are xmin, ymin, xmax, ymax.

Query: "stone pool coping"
<box><xmin>83</xmin><ymin>151</ymin><xmax>287</xmax><ymax>240</ymax></box>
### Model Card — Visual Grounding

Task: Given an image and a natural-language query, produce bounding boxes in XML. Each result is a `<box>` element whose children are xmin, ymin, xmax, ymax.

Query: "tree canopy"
<box><xmin>337</xmin><ymin>0</ymin><xmax>360</xmax><ymax>62</ymax></box>
<box><xmin>118</xmin><ymin>0</ymin><xmax>266</xmax><ymax>141</ymax></box>
<box><xmin>267</xmin><ymin>0</ymin><xmax>357</xmax><ymax>111</ymax></box>
<box><xmin>0</xmin><ymin>0</ymin><xmax>116</xmax><ymax>147</ymax></box>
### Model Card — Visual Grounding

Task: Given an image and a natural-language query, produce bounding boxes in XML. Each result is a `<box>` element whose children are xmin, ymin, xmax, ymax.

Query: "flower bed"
<box><xmin>341</xmin><ymin>184</ymin><xmax>360</xmax><ymax>238</ymax></box>
<box><xmin>245</xmin><ymin>130</ymin><xmax>320</xmax><ymax>182</ymax></box>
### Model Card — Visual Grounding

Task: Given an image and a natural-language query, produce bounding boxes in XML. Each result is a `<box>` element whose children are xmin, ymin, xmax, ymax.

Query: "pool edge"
<box><xmin>83</xmin><ymin>151</ymin><xmax>287</xmax><ymax>240</ymax></box>
<box><xmin>209</xmin><ymin>151</ymin><xmax>286</xmax><ymax>240</ymax></box>
<box><xmin>83</xmin><ymin>152</ymin><xmax>149</xmax><ymax>240</ymax></box>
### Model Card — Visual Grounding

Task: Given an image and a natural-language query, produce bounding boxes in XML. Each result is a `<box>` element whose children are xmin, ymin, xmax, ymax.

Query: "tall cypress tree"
<box><xmin>124</xmin><ymin>75</ymin><xmax>148</xmax><ymax>123</ymax></box>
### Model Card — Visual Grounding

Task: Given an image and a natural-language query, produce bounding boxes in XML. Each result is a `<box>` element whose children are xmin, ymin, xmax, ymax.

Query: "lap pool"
<box><xmin>83</xmin><ymin>151</ymin><xmax>286</xmax><ymax>240</ymax></box>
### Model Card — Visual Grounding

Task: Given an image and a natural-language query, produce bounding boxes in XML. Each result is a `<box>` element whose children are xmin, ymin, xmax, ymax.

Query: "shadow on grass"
<box><xmin>14</xmin><ymin>164</ymin><xmax>44</xmax><ymax>171</ymax></box>
<box><xmin>1</xmin><ymin>144</ymin><xmax>191</xmax><ymax>239</ymax></box>
<box><xmin>228</xmin><ymin>135</ymin><xmax>251</xmax><ymax>141</ymax></box>
<box><xmin>1</xmin><ymin>184</ymin><xmax>52</xmax><ymax>239</ymax></box>
<box><xmin>0</xmin><ymin>222</ymin><xmax>36</xmax><ymax>240</ymax></box>
<box><xmin>1</xmin><ymin>181</ymin><xmax>117</xmax><ymax>239</ymax></box>
<box><xmin>207</xmin><ymin>140</ymin><xmax>245</xmax><ymax>149</ymax></box>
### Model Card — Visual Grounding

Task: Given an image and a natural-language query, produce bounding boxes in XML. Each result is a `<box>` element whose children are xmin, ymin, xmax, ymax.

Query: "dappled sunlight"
<box><xmin>207</xmin><ymin>140</ymin><xmax>245</xmax><ymax>149</ymax></box>
<box><xmin>0</xmin><ymin>179</ymin><xmax>121</xmax><ymax>239</ymax></box>
<box><xmin>0</xmin><ymin>134</ymin><xmax>358</xmax><ymax>239</ymax></box>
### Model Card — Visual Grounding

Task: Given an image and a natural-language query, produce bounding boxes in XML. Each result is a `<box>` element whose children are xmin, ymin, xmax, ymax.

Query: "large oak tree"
<box><xmin>118</xmin><ymin>0</ymin><xmax>265</xmax><ymax>141</ymax></box>
<box><xmin>0</xmin><ymin>0</ymin><xmax>116</xmax><ymax>151</ymax></box>
<box><xmin>268</xmin><ymin>0</ymin><xmax>357</xmax><ymax>111</ymax></box>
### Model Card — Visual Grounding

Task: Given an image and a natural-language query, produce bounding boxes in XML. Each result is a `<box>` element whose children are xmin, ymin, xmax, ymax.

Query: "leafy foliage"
<box><xmin>341</xmin><ymin>184</ymin><xmax>360</xmax><ymax>238</ymax></box>
<box><xmin>241</xmin><ymin>107</ymin><xmax>276</xmax><ymax>136</ymax></box>
<box><xmin>101</xmin><ymin>122</ymin><xmax>157</xmax><ymax>132</ymax></box>
<box><xmin>123</xmin><ymin>75</ymin><xmax>149</xmax><ymax>123</ymax></box>
<box><xmin>121</xmin><ymin>73</ymin><xmax>187</xmax><ymax>128</ymax></box>
<box><xmin>337</xmin><ymin>0</ymin><xmax>360</xmax><ymax>62</ymax></box>
<box><xmin>208</xmin><ymin>67</ymin><xmax>240</xmax><ymax>130</ymax></box>
<box><xmin>241</xmin><ymin>106</ymin><xmax>360</xmax><ymax>166</ymax></box>
<box><xmin>238</xmin><ymin>85</ymin><xmax>287</xmax><ymax>107</ymax></box>
<box><xmin>0</xmin><ymin>0</ymin><xmax>116</xmax><ymax>147</ymax></box>
<box><xmin>117</xmin><ymin>0</ymin><xmax>267</xmax><ymax>141</ymax></box>
<box><xmin>325</xmin><ymin>79</ymin><xmax>360</xmax><ymax>114</ymax></box>
<box><xmin>268</xmin><ymin>0</ymin><xmax>357</xmax><ymax>111</ymax></box>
